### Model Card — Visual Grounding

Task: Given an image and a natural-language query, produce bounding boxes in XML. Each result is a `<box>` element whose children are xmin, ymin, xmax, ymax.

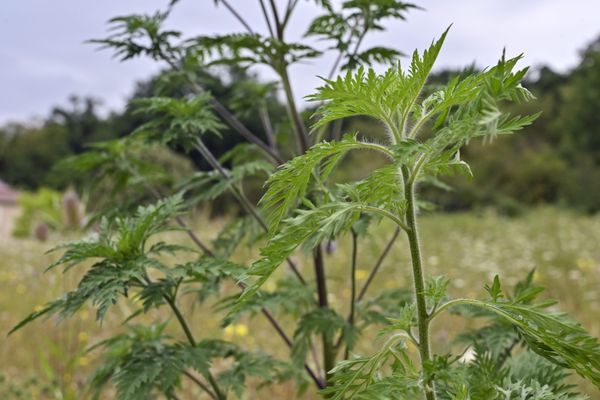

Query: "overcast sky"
<box><xmin>1</xmin><ymin>0</ymin><xmax>599</xmax><ymax>124</ymax></box>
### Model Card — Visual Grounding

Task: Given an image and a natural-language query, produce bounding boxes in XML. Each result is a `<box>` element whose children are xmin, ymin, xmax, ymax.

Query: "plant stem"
<box><xmin>402</xmin><ymin>166</ymin><xmax>435</xmax><ymax>400</ymax></box>
<box><xmin>314</xmin><ymin>245</ymin><xmax>335</xmax><ymax>384</ymax></box>
<box><xmin>193</xmin><ymin>137</ymin><xmax>307</xmax><ymax>285</ymax></box>
<box><xmin>258</xmin><ymin>0</ymin><xmax>276</xmax><ymax>37</ymax></box>
<box><xmin>163</xmin><ymin>294</ymin><xmax>226</xmax><ymax>400</ymax></box>
<box><xmin>182</xmin><ymin>371</ymin><xmax>217</xmax><ymax>400</ymax></box>
<box><xmin>157</xmin><ymin>52</ymin><xmax>283</xmax><ymax>165</ymax></box>
<box><xmin>267</xmin><ymin>0</ymin><xmax>283</xmax><ymax>38</ymax></box>
<box><xmin>344</xmin><ymin>229</ymin><xmax>359</xmax><ymax>359</ymax></box>
<box><xmin>357</xmin><ymin>227</ymin><xmax>401</xmax><ymax>302</ymax></box>
<box><xmin>280</xmin><ymin>68</ymin><xmax>309</xmax><ymax>153</ymax></box>
<box><xmin>219</xmin><ymin>0</ymin><xmax>255</xmax><ymax>34</ymax></box>
<box><xmin>259</xmin><ymin>105</ymin><xmax>278</xmax><ymax>152</ymax></box>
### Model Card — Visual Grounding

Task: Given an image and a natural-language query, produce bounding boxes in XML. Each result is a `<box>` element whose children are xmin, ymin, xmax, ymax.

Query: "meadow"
<box><xmin>2</xmin><ymin>207</ymin><xmax>599</xmax><ymax>399</ymax></box>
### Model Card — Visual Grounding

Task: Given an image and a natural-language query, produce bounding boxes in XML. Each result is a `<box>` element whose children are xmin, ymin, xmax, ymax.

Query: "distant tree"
<box><xmin>557</xmin><ymin>36</ymin><xmax>600</xmax><ymax>160</ymax></box>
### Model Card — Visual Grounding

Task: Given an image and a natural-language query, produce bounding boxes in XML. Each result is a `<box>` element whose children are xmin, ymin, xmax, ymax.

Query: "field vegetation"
<box><xmin>3</xmin><ymin>209</ymin><xmax>600</xmax><ymax>398</ymax></box>
<box><xmin>2</xmin><ymin>1</ymin><xmax>600</xmax><ymax>399</ymax></box>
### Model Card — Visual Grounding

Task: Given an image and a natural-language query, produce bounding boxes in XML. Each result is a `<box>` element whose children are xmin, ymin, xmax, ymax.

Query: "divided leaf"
<box><xmin>260</xmin><ymin>133</ymin><xmax>392</xmax><ymax>232</ymax></box>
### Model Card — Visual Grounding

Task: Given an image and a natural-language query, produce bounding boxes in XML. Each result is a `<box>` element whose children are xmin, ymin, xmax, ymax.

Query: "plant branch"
<box><xmin>357</xmin><ymin>205</ymin><xmax>410</xmax><ymax>232</ymax></box>
<box><xmin>280</xmin><ymin>68</ymin><xmax>310</xmax><ymax>153</ymax></box>
<box><xmin>158</xmin><ymin>53</ymin><xmax>283</xmax><ymax>164</ymax></box>
<box><xmin>408</xmin><ymin>154</ymin><xmax>428</xmax><ymax>187</ymax></box>
<box><xmin>314</xmin><ymin>244</ymin><xmax>336</xmax><ymax>385</ymax></box>
<box><xmin>207</xmin><ymin>96</ymin><xmax>284</xmax><ymax>164</ymax></box>
<box><xmin>259</xmin><ymin>105</ymin><xmax>278</xmax><ymax>152</ymax></box>
<box><xmin>282</xmin><ymin>0</ymin><xmax>299</xmax><ymax>28</ymax></box>
<box><xmin>357</xmin><ymin>227</ymin><xmax>401</xmax><ymax>302</ymax></box>
<box><xmin>195</xmin><ymin>137</ymin><xmax>268</xmax><ymax>229</ymax></box>
<box><xmin>408</xmin><ymin>109</ymin><xmax>435</xmax><ymax>139</ymax></box>
<box><xmin>344</xmin><ymin>229</ymin><xmax>359</xmax><ymax>360</ymax></box>
<box><xmin>182</xmin><ymin>371</ymin><xmax>218</xmax><ymax>400</ymax></box>
<box><xmin>258</xmin><ymin>0</ymin><xmax>276</xmax><ymax>38</ymax></box>
<box><xmin>193</xmin><ymin>137</ymin><xmax>307</xmax><ymax>285</ymax></box>
<box><xmin>267</xmin><ymin>0</ymin><xmax>283</xmax><ymax>38</ymax></box>
<box><xmin>160</xmin><ymin>286</ymin><xmax>225</xmax><ymax>400</ymax></box>
<box><xmin>219</xmin><ymin>0</ymin><xmax>255</xmax><ymax>34</ymax></box>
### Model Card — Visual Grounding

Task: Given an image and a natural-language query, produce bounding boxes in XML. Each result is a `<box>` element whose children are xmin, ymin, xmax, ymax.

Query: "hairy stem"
<box><xmin>402</xmin><ymin>166</ymin><xmax>435</xmax><ymax>400</ymax></box>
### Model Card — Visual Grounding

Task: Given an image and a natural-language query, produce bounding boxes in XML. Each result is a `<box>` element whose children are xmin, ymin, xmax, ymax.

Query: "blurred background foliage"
<box><xmin>2</xmin><ymin>36</ymin><xmax>600</xmax><ymax>215</ymax></box>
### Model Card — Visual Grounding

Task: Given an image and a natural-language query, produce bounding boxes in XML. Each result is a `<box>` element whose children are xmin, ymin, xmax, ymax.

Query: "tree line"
<box><xmin>1</xmin><ymin>36</ymin><xmax>599</xmax><ymax>213</ymax></box>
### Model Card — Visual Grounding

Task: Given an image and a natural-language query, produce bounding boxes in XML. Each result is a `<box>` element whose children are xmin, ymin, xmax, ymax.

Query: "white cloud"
<box><xmin>0</xmin><ymin>0</ymin><xmax>599</xmax><ymax>123</ymax></box>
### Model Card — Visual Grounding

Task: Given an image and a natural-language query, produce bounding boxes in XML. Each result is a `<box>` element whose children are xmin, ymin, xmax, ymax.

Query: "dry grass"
<box><xmin>1</xmin><ymin>208</ymin><xmax>599</xmax><ymax>398</ymax></box>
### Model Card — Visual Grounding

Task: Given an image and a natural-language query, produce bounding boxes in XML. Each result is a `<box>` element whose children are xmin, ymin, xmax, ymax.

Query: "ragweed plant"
<box><xmin>9</xmin><ymin>1</ymin><xmax>600</xmax><ymax>399</ymax></box>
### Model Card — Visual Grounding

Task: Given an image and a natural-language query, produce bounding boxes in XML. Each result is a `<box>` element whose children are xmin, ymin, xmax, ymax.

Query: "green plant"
<box><xmin>9</xmin><ymin>2</ymin><xmax>600</xmax><ymax>399</ymax></box>
<box><xmin>13</xmin><ymin>188</ymin><xmax>63</xmax><ymax>237</ymax></box>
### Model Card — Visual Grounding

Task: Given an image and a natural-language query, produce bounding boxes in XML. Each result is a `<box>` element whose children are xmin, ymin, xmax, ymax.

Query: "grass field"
<box><xmin>1</xmin><ymin>208</ymin><xmax>599</xmax><ymax>399</ymax></box>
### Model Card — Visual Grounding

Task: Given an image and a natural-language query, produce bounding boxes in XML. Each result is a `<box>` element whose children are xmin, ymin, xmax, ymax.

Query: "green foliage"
<box><xmin>9</xmin><ymin>196</ymin><xmax>187</xmax><ymax>331</ymax></box>
<box><xmin>437</xmin><ymin>276</ymin><xmax>600</xmax><ymax>387</ymax></box>
<box><xmin>89</xmin><ymin>323</ymin><xmax>294</xmax><ymax>399</ymax></box>
<box><xmin>9</xmin><ymin>1</ymin><xmax>600</xmax><ymax>399</ymax></box>
<box><xmin>322</xmin><ymin>333</ymin><xmax>419</xmax><ymax>399</ymax></box>
<box><xmin>306</xmin><ymin>0</ymin><xmax>418</xmax><ymax>71</ymax></box>
<box><xmin>12</xmin><ymin>188</ymin><xmax>63</xmax><ymax>237</ymax></box>
<box><xmin>131</xmin><ymin>94</ymin><xmax>224</xmax><ymax>150</ymax></box>
<box><xmin>235</xmin><ymin>201</ymin><xmax>363</xmax><ymax>306</ymax></box>
<box><xmin>89</xmin><ymin>9</ymin><xmax>181</xmax><ymax>61</ymax></box>
<box><xmin>188</xmin><ymin>33</ymin><xmax>322</xmax><ymax>72</ymax></box>
<box><xmin>291</xmin><ymin>308</ymin><xmax>346</xmax><ymax>367</ymax></box>
<box><xmin>259</xmin><ymin>133</ymin><xmax>392</xmax><ymax>232</ymax></box>
<box><xmin>179</xmin><ymin>159</ymin><xmax>273</xmax><ymax>205</ymax></box>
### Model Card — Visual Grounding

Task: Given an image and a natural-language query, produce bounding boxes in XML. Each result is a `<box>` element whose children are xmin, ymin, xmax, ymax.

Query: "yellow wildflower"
<box><xmin>355</xmin><ymin>269</ymin><xmax>368</xmax><ymax>280</ymax></box>
<box><xmin>235</xmin><ymin>324</ymin><xmax>249</xmax><ymax>337</ymax></box>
